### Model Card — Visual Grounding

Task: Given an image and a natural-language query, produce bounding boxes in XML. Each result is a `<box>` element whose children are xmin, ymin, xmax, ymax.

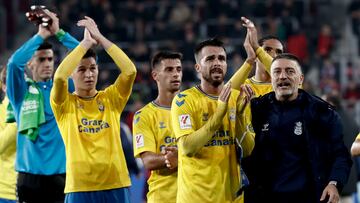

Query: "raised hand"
<box><xmin>241</xmin><ymin>17</ymin><xmax>260</xmax><ymax>50</ymax></box>
<box><xmin>238</xmin><ymin>84</ymin><xmax>254</xmax><ymax>114</ymax></box>
<box><xmin>42</xmin><ymin>9</ymin><xmax>60</xmax><ymax>35</ymax></box>
<box><xmin>80</xmin><ymin>28</ymin><xmax>97</xmax><ymax>49</ymax></box>
<box><xmin>219</xmin><ymin>82</ymin><xmax>232</xmax><ymax>103</ymax></box>
<box><xmin>244</xmin><ymin>31</ymin><xmax>256</xmax><ymax>64</ymax></box>
<box><xmin>77</xmin><ymin>16</ymin><xmax>103</xmax><ymax>43</ymax></box>
<box><xmin>77</xmin><ymin>16</ymin><xmax>112</xmax><ymax>49</ymax></box>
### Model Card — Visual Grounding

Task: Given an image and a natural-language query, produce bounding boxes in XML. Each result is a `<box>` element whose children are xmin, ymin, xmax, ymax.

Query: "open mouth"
<box><xmin>277</xmin><ymin>82</ymin><xmax>291</xmax><ymax>89</ymax></box>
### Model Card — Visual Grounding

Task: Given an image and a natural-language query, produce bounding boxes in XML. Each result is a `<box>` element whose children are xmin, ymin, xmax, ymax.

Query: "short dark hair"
<box><xmin>258</xmin><ymin>35</ymin><xmax>284</xmax><ymax>47</ymax></box>
<box><xmin>151</xmin><ymin>51</ymin><xmax>183</xmax><ymax>70</ymax></box>
<box><xmin>37</xmin><ymin>42</ymin><xmax>53</xmax><ymax>51</ymax></box>
<box><xmin>194</xmin><ymin>37</ymin><xmax>226</xmax><ymax>63</ymax></box>
<box><xmin>272</xmin><ymin>53</ymin><xmax>302</xmax><ymax>73</ymax></box>
<box><xmin>82</xmin><ymin>48</ymin><xmax>97</xmax><ymax>60</ymax></box>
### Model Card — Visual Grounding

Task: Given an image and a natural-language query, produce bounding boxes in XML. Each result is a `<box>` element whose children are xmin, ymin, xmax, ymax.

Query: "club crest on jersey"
<box><xmin>97</xmin><ymin>101</ymin><xmax>104</xmax><ymax>112</ymax></box>
<box><xmin>262</xmin><ymin>123</ymin><xmax>269</xmax><ymax>132</ymax></box>
<box><xmin>135</xmin><ymin>134</ymin><xmax>144</xmax><ymax>148</ymax></box>
<box><xmin>294</xmin><ymin>121</ymin><xmax>302</xmax><ymax>135</ymax></box>
<box><xmin>159</xmin><ymin>122</ymin><xmax>166</xmax><ymax>129</ymax></box>
<box><xmin>179</xmin><ymin>114</ymin><xmax>191</xmax><ymax>129</ymax></box>
<box><xmin>202</xmin><ymin>113</ymin><xmax>209</xmax><ymax>121</ymax></box>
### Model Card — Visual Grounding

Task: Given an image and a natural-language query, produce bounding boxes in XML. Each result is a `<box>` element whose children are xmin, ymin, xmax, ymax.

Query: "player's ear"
<box><xmin>151</xmin><ymin>70</ymin><xmax>158</xmax><ymax>81</ymax></box>
<box><xmin>194</xmin><ymin>63</ymin><xmax>201</xmax><ymax>73</ymax></box>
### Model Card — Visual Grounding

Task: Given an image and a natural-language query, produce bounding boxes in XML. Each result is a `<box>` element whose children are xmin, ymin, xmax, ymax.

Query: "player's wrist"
<box><xmin>55</xmin><ymin>29</ymin><xmax>66</xmax><ymax>41</ymax></box>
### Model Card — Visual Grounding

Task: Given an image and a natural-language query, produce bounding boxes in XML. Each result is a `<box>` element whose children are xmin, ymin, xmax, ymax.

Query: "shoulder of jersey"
<box><xmin>133</xmin><ymin>103</ymin><xmax>153</xmax><ymax>124</ymax></box>
<box><xmin>174</xmin><ymin>88</ymin><xmax>195</xmax><ymax>107</ymax></box>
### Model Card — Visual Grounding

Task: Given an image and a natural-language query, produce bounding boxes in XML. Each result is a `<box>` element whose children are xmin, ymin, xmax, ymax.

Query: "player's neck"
<box><xmin>200</xmin><ymin>81</ymin><xmax>223</xmax><ymax>96</ymax></box>
<box><xmin>156</xmin><ymin>90</ymin><xmax>179</xmax><ymax>107</ymax></box>
<box><xmin>75</xmin><ymin>88</ymin><xmax>98</xmax><ymax>98</ymax></box>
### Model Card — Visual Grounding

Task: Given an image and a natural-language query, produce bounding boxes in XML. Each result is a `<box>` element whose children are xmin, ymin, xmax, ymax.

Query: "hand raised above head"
<box><xmin>42</xmin><ymin>9</ymin><xmax>59</xmax><ymax>34</ymax></box>
<box><xmin>241</xmin><ymin>16</ymin><xmax>259</xmax><ymax>50</ymax></box>
<box><xmin>80</xmin><ymin>28</ymin><xmax>97</xmax><ymax>49</ymax></box>
<box><xmin>77</xmin><ymin>16</ymin><xmax>103</xmax><ymax>43</ymax></box>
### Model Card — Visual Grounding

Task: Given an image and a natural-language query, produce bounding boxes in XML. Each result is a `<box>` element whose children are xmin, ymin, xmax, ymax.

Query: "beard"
<box><xmin>203</xmin><ymin>73</ymin><xmax>224</xmax><ymax>87</ymax></box>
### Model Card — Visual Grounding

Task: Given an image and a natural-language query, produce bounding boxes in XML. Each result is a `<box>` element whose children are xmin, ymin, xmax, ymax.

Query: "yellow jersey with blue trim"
<box><xmin>244</xmin><ymin>77</ymin><xmax>273</xmax><ymax>97</ymax></box>
<box><xmin>51</xmin><ymin>85</ymin><xmax>131</xmax><ymax>193</ymax></box>
<box><xmin>133</xmin><ymin>101</ymin><xmax>177</xmax><ymax>203</ymax></box>
<box><xmin>0</xmin><ymin>97</ymin><xmax>17</xmax><ymax>200</ymax></box>
<box><xmin>171</xmin><ymin>85</ymin><xmax>245</xmax><ymax>203</ymax></box>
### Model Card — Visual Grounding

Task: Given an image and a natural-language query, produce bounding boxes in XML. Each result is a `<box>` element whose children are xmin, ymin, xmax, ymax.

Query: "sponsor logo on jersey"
<box><xmin>28</xmin><ymin>86</ymin><xmax>39</xmax><ymax>94</ymax></box>
<box><xmin>179</xmin><ymin>114</ymin><xmax>191</xmax><ymax>129</ymax></box>
<box><xmin>204</xmin><ymin>130</ymin><xmax>235</xmax><ymax>147</ymax></box>
<box><xmin>78</xmin><ymin>118</ymin><xmax>110</xmax><ymax>133</ymax></box>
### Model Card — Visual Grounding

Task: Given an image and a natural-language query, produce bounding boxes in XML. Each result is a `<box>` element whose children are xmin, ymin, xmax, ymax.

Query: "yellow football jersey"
<box><xmin>133</xmin><ymin>101</ymin><xmax>177</xmax><ymax>203</ymax></box>
<box><xmin>244</xmin><ymin>77</ymin><xmax>273</xmax><ymax>97</ymax></box>
<box><xmin>51</xmin><ymin>85</ymin><xmax>131</xmax><ymax>193</ymax></box>
<box><xmin>356</xmin><ymin>133</ymin><xmax>360</xmax><ymax>140</ymax></box>
<box><xmin>0</xmin><ymin>97</ymin><xmax>17</xmax><ymax>200</ymax></box>
<box><xmin>171</xmin><ymin>85</ymin><xmax>252</xmax><ymax>203</ymax></box>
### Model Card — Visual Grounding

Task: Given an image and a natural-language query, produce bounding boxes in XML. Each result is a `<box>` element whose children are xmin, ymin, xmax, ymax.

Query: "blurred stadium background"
<box><xmin>2</xmin><ymin>0</ymin><xmax>360</xmax><ymax>202</ymax></box>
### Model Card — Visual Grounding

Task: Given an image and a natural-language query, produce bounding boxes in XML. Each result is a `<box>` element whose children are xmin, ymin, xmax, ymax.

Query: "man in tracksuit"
<box><xmin>245</xmin><ymin>53</ymin><xmax>352</xmax><ymax>203</ymax></box>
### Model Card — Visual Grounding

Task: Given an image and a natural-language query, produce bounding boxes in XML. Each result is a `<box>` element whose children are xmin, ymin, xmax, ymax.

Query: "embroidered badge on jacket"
<box><xmin>262</xmin><ymin>123</ymin><xmax>269</xmax><ymax>132</ymax></box>
<box><xmin>294</xmin><ymin>121</ymin><xmax>302</xmax><ymax>135</ymax></box>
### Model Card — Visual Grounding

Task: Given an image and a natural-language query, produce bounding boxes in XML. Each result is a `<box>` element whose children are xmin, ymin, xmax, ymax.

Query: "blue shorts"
<box><xmin>65</xmin><ymin>187</ymin><xmax>130</xmax><ymax>203</ymax></box>
<box><xmin>0</xmin><ymin>198</ymin><xmax>16</xmax><ymax>203</ymax></box>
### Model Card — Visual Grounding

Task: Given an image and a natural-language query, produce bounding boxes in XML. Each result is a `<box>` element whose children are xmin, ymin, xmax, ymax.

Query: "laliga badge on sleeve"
<box><xmin>135</xmin><ymin>134</ymin><xmax>144</xmax><ymax>148</ymax></box>
<box><xmin>179</xmin><ymin>114</ymin><xmax>192</xmax><ymax>129</ymax></box>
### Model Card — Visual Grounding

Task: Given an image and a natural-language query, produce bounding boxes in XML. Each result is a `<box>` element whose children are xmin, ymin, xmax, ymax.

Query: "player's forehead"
<box><xmin>200</xmin><ymin>46</ymin><xmax>226</xmax><ymax>59</ymax></box>
<box><xmin>34</xmin><ymin>49</ymin><xmax>53</xmax><ymax>57</ymax></box>
<box><xmin>262</xmin><ymin>39</ymin><xmax>283</xmax><ymax>50</ymax></box>
<box><xmin>160</xmin><ymin>58</ymin><xmax>182</xmax><ymax>67</ymax></box>
<box><xmin>271</xmin><ymin>58</ymin><xmax>300</xmax><ymax>71</ymax></box>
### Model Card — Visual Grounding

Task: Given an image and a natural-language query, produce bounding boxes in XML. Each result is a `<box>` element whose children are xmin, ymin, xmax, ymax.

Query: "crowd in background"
<box><xmin>1</xmin><ymin>0</ymin><xmax>360</xmax><ymax>201</ymax></box>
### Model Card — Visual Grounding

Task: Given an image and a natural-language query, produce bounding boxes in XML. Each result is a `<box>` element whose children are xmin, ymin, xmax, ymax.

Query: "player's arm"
<box><xmin>235</xmin><ymin>85</ymin><xmax>255</xmax><ymax>157</ymax></box>
<box><xmin>241</xmin><ymin>16</ymin><xmax>273</xmax><ymax>74</ymax></box>
<box><xmin>229</xmin><ymin>29</ymin><xmax>256</xmax><ymax>90</ymax></box>
<box><xmin>0</xmin><ymin>123</ymin><xmax>17</xmax><ymax>154</ymax></box>
<box><xmin>51</xmin><ymin>29</ymin><xmax>95</xmax><ymax>104</ymax></box>
<box><xmin>256</xmin><ymin>47</ymin><xmax>273</xmax><ymax>73</ymax></box>
<box><xmin>6</xmin><ymin>25</ymin><xmax>51</xmax><ymax>106</ymax></box>
<box><xmin>351</xmin><ymin>134</ymin><xmax>360</xmax><ymax>156</ymax></box>
<box><xmin>132</xmin><ymin>111</ymin><xmax>174</xmax><ymax>172</ymax></box>
<box><xmin>78</xmin><ymin>16</ymin><xmax>136</xmax><ymax>98</ymax></box>
<box><xmin>176</xmin><ymin>83</ymin><xmax>231</xmax><ymax>157</ymax></box>
<box><xmin>140</xmin><ymin>151</ymin><xmax>167</xmax><ymax>170</ymax></box>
